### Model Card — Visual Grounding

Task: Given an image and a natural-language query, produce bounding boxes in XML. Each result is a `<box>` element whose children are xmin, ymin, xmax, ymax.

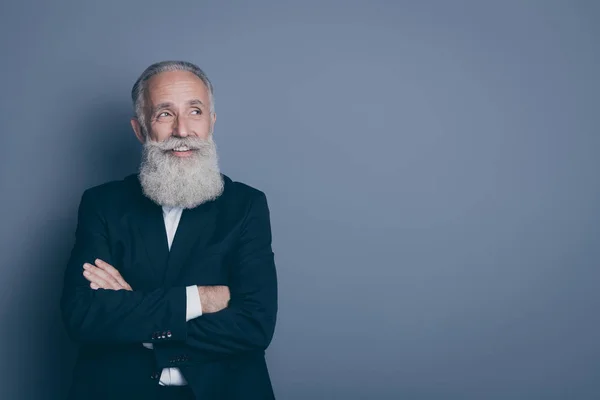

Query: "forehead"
<box><xmin>145</xmin><ymin>70</ymin><xmax>210</xmax><ymax>104</ymax></box>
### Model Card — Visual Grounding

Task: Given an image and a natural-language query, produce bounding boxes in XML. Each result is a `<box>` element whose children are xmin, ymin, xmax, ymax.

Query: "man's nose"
<box><xmin>172</xmin><ymin>116</ymin><xmax>190</xmax><ymax>137</ymax></box>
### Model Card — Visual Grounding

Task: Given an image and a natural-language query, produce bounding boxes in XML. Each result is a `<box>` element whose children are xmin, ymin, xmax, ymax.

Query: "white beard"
<box><xmin>139</xmin><ymin>135</ymin><xmax>224</xmax><ymax>209</ymax></box>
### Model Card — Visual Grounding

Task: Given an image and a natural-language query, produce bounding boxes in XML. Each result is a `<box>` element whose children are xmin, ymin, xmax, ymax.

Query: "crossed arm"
<box><xmin>82</xmin><ymin>259</ymin><xmax>230</xmax><ymax>314</ymax></box>
<box><xmin>60</xmin><ymin>189</ymin><xmax>277</xmax><ymax>362</ymax></box>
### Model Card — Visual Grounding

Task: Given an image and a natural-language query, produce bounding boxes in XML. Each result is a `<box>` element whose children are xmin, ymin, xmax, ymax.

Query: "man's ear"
<box><xmin>210</xmin><ymin>112</ymin><xmax>217</xmax><ymax>135</ymax></box>
<box><xmin>130</xmin><ymin>118</ymin><xmax>146</xmax><ymax>144</ymax></box>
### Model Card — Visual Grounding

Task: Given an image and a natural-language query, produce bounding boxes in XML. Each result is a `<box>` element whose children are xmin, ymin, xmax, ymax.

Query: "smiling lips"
<box><xmin>170</xmin><ymin>145</ymin><xmax>196</xmax><ymax>157</ymax></box>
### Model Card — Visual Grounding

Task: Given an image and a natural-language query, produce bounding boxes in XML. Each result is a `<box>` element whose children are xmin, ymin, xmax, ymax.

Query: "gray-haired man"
<box><xmin>61</xmin><ymin>61</ymin><xmax>278</xmax><ymax>400</ymax></box>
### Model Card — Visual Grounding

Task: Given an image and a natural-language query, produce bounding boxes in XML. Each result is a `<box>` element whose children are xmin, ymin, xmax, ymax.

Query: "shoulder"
<box><xmin>220</xmin><ymin>174</ymin><xmax>272</xmax><ymax>223</ymax></box>
<box><xmin>79</xmin><ymin>173</ymin><xmax>140</xmax><ymax>210</ymax></box>
<box><xmin>223</xmin><ymin>174</ymin><xmax>270</xmax><ymax>213</ymax></box>
<box><xmin>225</xmin><ymin>174</ymin><xmax>267</xmax><ymax>200</ymax></box>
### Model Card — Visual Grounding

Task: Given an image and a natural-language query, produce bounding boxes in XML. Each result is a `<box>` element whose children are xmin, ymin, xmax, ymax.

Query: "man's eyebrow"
<box><xmin>152</xmin><ymin>102</ymin><xmax>173</xmax><ymax>114</ymax></box>
<box><xmin>188</xmin><ymin>99</ymin><xmax>206</xmax><ymax>107</ymax></box>
<box><xmin>151</xmin><ymin>99</ymin><xmax>206</xmax><ymax>114</ymax></box>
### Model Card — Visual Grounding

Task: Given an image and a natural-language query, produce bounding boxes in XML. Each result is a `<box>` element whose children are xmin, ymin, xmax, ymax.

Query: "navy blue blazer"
<box><xmin>60</xmin><ymin>173</ymin><xmax>277</xmax><ymax>399</ymax></box>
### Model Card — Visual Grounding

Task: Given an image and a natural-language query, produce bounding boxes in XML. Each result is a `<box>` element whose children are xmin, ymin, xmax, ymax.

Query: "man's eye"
<box><xmin>158</xmin><ymin>112</ymin><xmax>171</xmax><ymax>118</ymax></box>
<box><xmin>191</xmin><ymin>109</ymin><xmax>202</xmax><ymax>115</ymax></box>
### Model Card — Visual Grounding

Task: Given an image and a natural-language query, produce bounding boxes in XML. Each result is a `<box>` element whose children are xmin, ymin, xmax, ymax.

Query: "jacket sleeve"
<box><xmin>153</xmin><ymin>191</ymin><xmax>278</xmax><ymax>366</ymax></box>
<box><xmin>60</xmin><ymin>189</ymin><xmax>188</xmax><ymax>345</ymax></box>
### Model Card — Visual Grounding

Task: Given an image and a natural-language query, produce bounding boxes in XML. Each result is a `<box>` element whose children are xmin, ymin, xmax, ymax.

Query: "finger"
<box><xmin>96</xmin><ymin>259</ymin><xmax>128</xmax><ymax>288</ymax></box>
<box><xmin>83</xmin><ymin>269</ymin><xmax>111</xmax><ymax>289</ymax></box>
<box><xmin>87</xmin><ymin>262</ymin><xmax>132</xmax><ymax>291</ymax></box>
<box><xmin>87</xmin><ymin>266</ymin><xmax>132</xmax><ymax>291</ymax></box>
<box><xmin>89</xmin><ymin>263</ymin><xmax>122</xmax><ymax>290</ymax></box>
<box><xmin>84</xmin><ymin>263</ymin><xmax>121</xmax><ymax>290</ymax></box>
<box><xmin>95</xmin><ymin>259</ymin><xmax>130</xmax><ymax>289</ymax></box>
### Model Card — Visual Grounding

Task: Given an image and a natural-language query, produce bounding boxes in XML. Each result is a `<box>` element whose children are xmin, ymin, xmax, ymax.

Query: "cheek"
<box><xmin>192</xmin><ymin>119</ymin><xmax>213</xmax><ymax>138</ymax></box>
<box><xmin>150</xmin><ymin>123</ymin><xmax>173</xmax><ymax>141</ymax></box>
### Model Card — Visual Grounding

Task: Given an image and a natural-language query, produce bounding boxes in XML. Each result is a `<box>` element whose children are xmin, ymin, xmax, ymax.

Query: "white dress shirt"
<box><xmin>141</xmin><ymin>206</ymin><xmax>203</xmax><ymax>386</ymax></box>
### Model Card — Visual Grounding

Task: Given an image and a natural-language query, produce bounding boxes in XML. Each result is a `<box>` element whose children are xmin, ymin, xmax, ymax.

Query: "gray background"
<box><xmin>0</xmin><ymin>1</ymin><xmax>599</xmax><ymax>399</ymax></box>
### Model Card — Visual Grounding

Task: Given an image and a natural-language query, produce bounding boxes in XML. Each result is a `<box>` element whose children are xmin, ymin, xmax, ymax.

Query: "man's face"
<box><xmin>134</xmin><ymin>70</ymin><xmax>215</xmax><ymax>152</ymax></box>
<box><xmin>133</xmin><ymin>69</ymin><xmax>224</xmax><ymax>209</ymax></box>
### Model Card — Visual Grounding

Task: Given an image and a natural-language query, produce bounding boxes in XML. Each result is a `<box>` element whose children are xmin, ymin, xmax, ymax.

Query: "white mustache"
<box><xmin>148</xmin><ymin>137</ymin><xmax>213</xmax><ymax>152</ymax></box>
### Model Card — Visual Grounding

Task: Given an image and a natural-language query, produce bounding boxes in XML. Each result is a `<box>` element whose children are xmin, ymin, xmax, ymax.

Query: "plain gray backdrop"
<box><xmin>0</xmin><ymin>1</ymin><xmax>599</xmax><ymax>399</ymax></box>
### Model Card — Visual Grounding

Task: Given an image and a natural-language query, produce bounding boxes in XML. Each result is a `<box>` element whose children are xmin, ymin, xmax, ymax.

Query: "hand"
<box><xmin>83</xmin><ymin>259</ymin><xmax>133</xmax><ymax>291</ymax></box>
<box><xmin>197</xmin><ymin>285</ymin><xmax>230</xmax><ymax>313</ymax></box>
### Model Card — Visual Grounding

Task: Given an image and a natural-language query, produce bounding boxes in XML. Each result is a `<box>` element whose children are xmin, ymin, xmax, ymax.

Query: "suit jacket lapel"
<box><xmin>162</xmin><ymin>199</ymin><xmax>219</xmax><ymax>288</ymax></box>
<box><xmin>123</xmin><ymin>175</ymin><xmax>170</xmax><ymax>283</ymax></box>
<box><xmin>122</xmin><ymin>173</ymin><xmax>229</xmax><ymax>288</ymax></box>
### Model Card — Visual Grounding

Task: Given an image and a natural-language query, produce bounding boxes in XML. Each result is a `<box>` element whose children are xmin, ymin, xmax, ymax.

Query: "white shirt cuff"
<box><xmin>185</xmin><ymin>285</ymin><xmax>203</xmax><ymax>321</ymax></box>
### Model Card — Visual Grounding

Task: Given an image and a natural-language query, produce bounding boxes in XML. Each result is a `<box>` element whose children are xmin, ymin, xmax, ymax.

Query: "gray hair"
<box><xmin>131</xmin><ymin>60</ymin><xmax>215</xmax><ymax>135</ymax></box>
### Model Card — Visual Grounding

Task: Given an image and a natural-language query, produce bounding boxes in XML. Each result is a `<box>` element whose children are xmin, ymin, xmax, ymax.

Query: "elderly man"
<box><xmin>60</xmin><ymin>61</ymin><xmax>278</xmax><ymax>400</ymax></box>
